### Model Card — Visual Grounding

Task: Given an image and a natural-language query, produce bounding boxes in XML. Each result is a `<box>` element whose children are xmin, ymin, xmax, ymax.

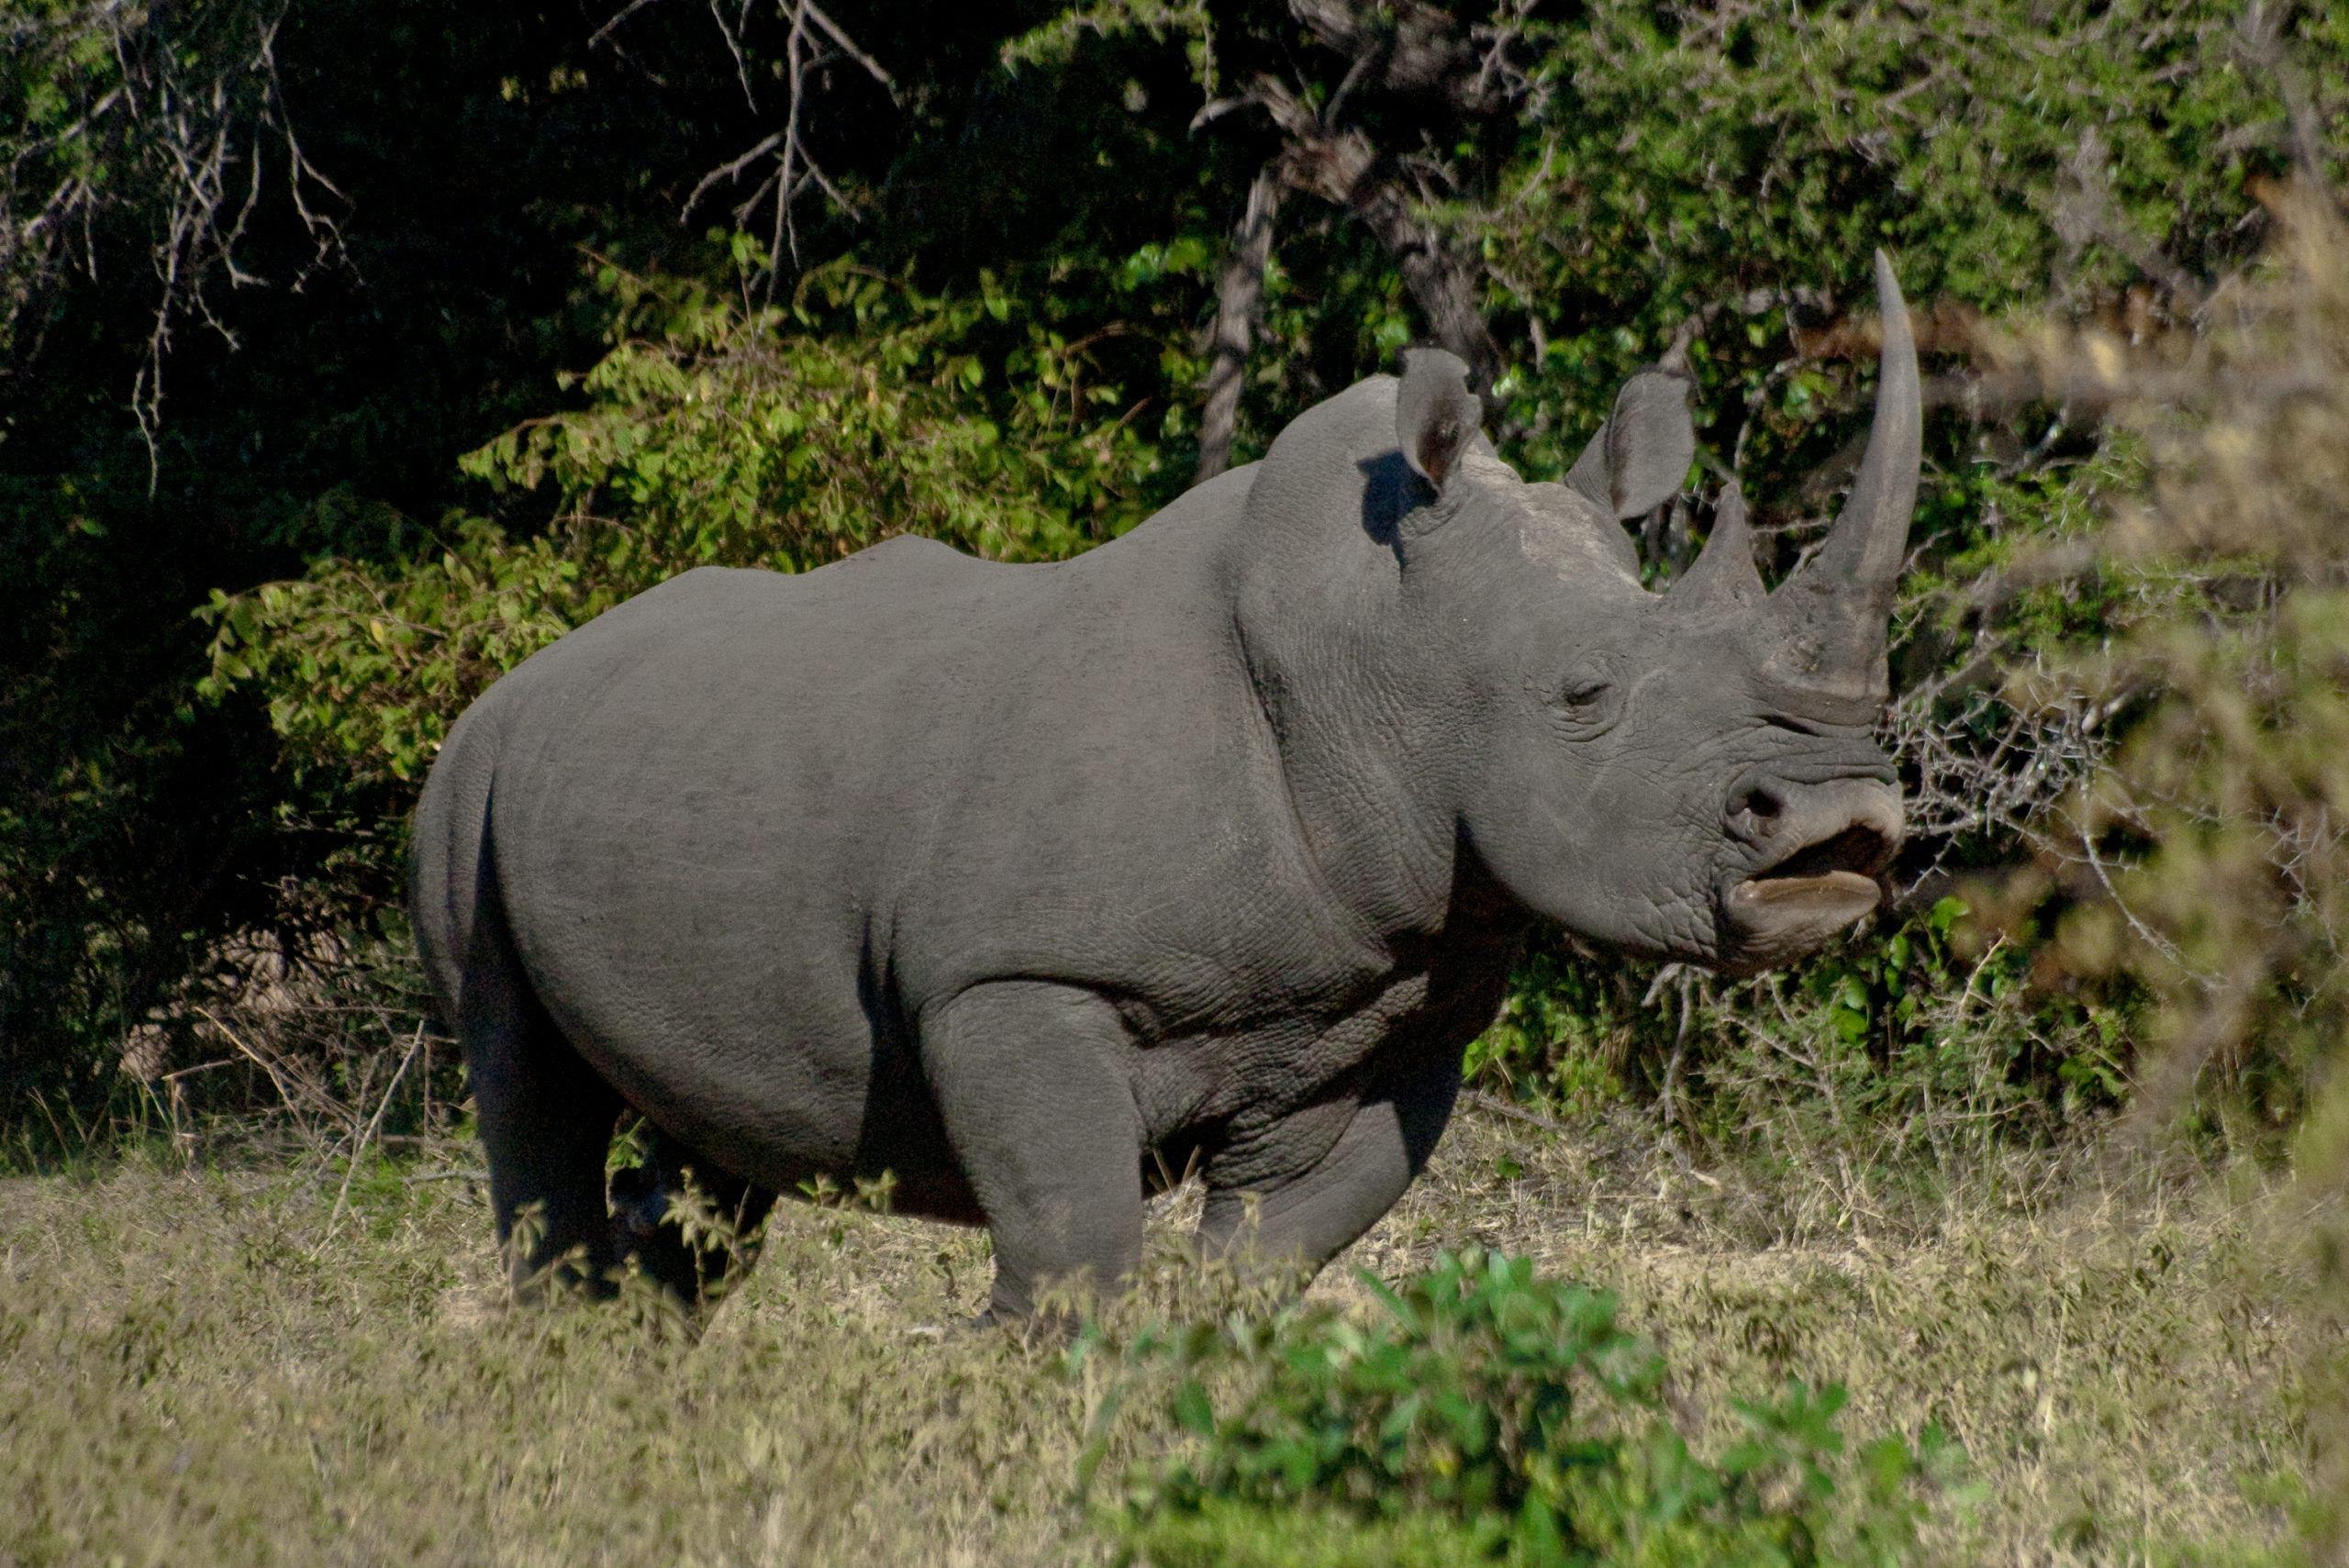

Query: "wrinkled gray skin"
<box><xmin>412</xmin><ymin>254</ymin><xmax>1923</xmax><ymax>1318</ymax></box>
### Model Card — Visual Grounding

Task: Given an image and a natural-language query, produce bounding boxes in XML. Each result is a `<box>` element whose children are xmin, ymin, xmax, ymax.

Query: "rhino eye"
<box><xmin>1539</xmin><ymin>673</ymin><xmax>1620</xmax><ymax>738</ymax></box>
<box><xmin>1554</xmin><ymin>679</ymin><xmax>1610</xmax><ymax>709</ymax></box>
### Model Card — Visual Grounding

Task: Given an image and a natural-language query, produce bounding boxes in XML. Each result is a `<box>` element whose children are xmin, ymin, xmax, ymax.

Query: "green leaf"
<box><xmin>1173</xmin><ymin>1379</ymin><xmax>1215</xmax><ymax>1437</ymax></box>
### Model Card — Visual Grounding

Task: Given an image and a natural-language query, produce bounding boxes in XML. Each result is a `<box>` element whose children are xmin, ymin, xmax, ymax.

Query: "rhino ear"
<box><xmin>1565</xmin><ymin>369</ymin><xmax>1697</xmax><ymax>519</ymax></box>
<box><xmin>1396</xmin><ymin>347</ymin><xmax>1481</xmax><ymax>487</ymax></box>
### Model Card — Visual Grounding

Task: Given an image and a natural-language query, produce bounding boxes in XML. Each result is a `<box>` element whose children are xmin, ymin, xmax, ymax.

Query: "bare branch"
<box><xmin>3</xmin><ymin>0</ymin><xmax>347</xmax><ymax>483</ymax></box>
<box><xmin>673</xmin><ymin>0</ymin><xmax>895</xmax><ymax>290</ymax></box>
<box><xmin>800</xmin><ymin>0</ymin><xmax>894</xmax><ymax>90</ymax></box>
<box><xmin>684</xmin><ymin>129</ymin><xmax>786</xmax><ymax>217</ymax></box>
<box><xmin>589</xmin><ymin>0</ymin><xmax>669</xmax><ymax>50</ymax></box>
<box><xmin>709</xmin><ymin>0</ymin><xmax>761</xmax><ymax>112</ymax></box>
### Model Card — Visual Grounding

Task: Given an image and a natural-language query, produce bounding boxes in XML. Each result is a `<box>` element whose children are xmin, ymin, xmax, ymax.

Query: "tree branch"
<box><xmin>651</xmin><ymin>0</ymin><xmax>895</xmax><ymax>290</ymax></box>
<box><xmin>1342</xmin><ymin>161</ymin><xmax>1503</xmax><ymax>405</ymax></box>
<box><xmin>2</xmin><ymin>2</ymin><xmax>347</xmax><ymax>484</ymax></box>
<box><xmin>1187</xmin><ymin>3</ymin><xmax>1524</xmax><ymax>445</ymax></box>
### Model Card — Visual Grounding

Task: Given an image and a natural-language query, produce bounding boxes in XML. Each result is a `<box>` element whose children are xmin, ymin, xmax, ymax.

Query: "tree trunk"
<box><xmin>1344</xmin><ymin>169</ymin><xmax>1502</xmax><ymax>412</ymax></box>
<box><xmin>1194</xmin><ymin>163</ymin><xmax>1286</xmax><ymax>485</ymax></box>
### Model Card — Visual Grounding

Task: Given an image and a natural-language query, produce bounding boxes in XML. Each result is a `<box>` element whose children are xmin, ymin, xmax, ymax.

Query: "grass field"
<box><xmin>1</xmin><ymin>1105</ymin><xmax>2335</xmax><ymax>1566</ymax></box>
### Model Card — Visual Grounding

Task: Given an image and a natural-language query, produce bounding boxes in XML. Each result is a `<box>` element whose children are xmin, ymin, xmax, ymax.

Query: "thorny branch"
<box><xmin>1876</xmin><ymin>648</ymin><xmax>2112</xmax><ymax>888</ymax></box>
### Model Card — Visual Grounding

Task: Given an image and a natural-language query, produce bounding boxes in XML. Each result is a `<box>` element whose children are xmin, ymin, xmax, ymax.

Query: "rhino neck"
<box><xmin>1226</xmin><ymin>383</ymin><xmax>1485</xmax><ymax>952</ymax></box>
<box><xmin>1235</xmin><ymin>608</ymin><xmax>1466</xmax><ymax>946</ymax></box>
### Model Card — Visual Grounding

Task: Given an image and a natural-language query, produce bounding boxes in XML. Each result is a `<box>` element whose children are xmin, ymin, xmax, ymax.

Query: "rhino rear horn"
<box><xmin>1765</xmin><ymin>250</ymin><xmax>1922</xmax><ymax>704</ymax></box>
<box><xmin>1565</xmin><ymin>368</ymin><xmax>1696</xmax><ymax>519</ymax></box>
<box><xmin>1665</xmin><ymin>481</ymin><xmax>1765</xmax><ymax>610</ymax></box>
<box><xmin>1397</xmin><ymin>348</ymin><xmax>1482</xmax><ymax>487</ymax></box>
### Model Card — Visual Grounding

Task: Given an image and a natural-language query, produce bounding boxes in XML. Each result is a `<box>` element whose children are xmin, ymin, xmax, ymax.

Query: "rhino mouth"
<box><xmin>1720</xmin><ymin>817</ymin><xmax>1898</xmax><ymax>973</ymax></box>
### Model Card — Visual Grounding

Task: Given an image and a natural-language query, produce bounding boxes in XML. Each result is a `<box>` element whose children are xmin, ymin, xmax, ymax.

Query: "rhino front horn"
<box><xmin>1764</xmin><ymin>250</ymin><xmax>1921</xmax><ymax>707</ymax></box>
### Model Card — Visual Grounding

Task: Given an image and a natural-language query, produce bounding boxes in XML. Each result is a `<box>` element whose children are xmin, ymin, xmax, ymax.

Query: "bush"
<box><xmin>1991</xmin><ymin>181</ymin><xmax>2349</xmax><ymax>1557</ymax></box>
<box><xmin>1468</xmin><ymin>898</ymin><xmax>2133</xmax><ymax>1237</ymax></box>
<box><xmin>1083</xmin><ymin>1249</ymin><xmax>1965</xmax><ymax>1566</ymax></box>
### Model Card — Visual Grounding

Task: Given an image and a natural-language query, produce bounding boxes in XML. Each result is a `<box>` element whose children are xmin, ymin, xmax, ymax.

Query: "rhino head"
<box><xmin>1384</xmin><ymin>252</ymin><xmax>1920</xmax><ymax>973</ymax></box>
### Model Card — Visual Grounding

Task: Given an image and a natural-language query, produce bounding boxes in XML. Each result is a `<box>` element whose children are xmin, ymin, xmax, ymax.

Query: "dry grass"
<box><xmin>0</xmin><ymin>1106</ymin><xmax>2333</xmax><ymax>1566</ymax></box>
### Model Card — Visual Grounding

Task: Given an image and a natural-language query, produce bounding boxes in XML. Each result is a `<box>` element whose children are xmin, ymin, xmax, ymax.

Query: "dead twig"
<box><xmin>194</xmin><ymin>1005</ymin><xmax>299</xmax><ymax>1115</ymax></box>
<box><xmin>1659</xmin><ymin>969</ymin><xmax>1696</xmax><ymax>1136</ymax></box>
<box><xmin>1462</xmin><ymin>1089</ymin><xmax>1576</xmax><ymax>1135</ymax></box>
<box><xmin>5</xmin><ymin>3</ymin><xmax>347</xmax><ymax>484</ymax></box>
<box><xmin>664</xmin><ymin>0</ymin><xmax>894</xmax><ymax>288</ymax></box>
<box><xmin>318</xmin><ymin>1020</ymin><xmax>428</xmax><ymax>1251</ymax></box>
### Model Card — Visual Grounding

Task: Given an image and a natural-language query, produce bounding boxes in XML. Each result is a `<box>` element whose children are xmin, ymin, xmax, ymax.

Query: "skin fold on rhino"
<box><xmin>410</xmin><ymin>253</ymin><xmax>1924</xmax><ymax>1318</ymax></box>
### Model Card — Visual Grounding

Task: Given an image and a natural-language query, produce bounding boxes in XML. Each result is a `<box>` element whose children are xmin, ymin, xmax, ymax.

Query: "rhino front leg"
<box><xmin>920</xmin><ymin>981</ymin><xmax>1147</xmax><ymax>1318</ymax></box>
<box><xmin>1198</xmin><ymin>1050</ymin><xmax>1461</xmax><ymax>1280</ymax></box>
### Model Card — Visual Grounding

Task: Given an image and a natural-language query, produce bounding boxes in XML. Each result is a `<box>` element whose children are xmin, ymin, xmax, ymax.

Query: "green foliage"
<box><xmin>196</xmin><ymin>260</ymin><xmax>1171</xmax><ymax>795</ymax></box>
<box><xmin>1002</xmin><ymin>0</ymin><xmax>1219</xmax><ymax>94</ymax></box>
<box><xmin>1467</xmin><ymin>896</ymin><xmax>2132</xmax><ymax>1213</ymax></box>
<box><xmin>1464</xmin><ymin>947</ymin><xmax>1634</xmax><ymax>1116</ymax></box>
<box><xmin>462</xmin><ymin>258</ymin><xmax>1163</xmax><ymax>570</ymax></box>
<box><xmin>1088</xmin><ymin>1249</ymin><xmax>1958</xmax><ymax>1566</ymax></box>
<box><xmin>1491</xmin><ymin>0</ymin><xmax>2336</xmax><ymax>487</ymax></box>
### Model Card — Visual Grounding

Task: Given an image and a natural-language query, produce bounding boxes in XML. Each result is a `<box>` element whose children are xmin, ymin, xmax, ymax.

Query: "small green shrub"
<box><xmin>1467</xmin><ymin>898</ymin><xmax>2130</xmax><ymax>1234</ymax></box>
<box><xmin>1464</xmin><ymin>946</ymin><xmax>1637</xmax><ymax>1116</ymax></box>
<box><xmin>1084</xmin><ymin>1249</ymin><xmax>1965</xmax><ymax>1566</ymax></box>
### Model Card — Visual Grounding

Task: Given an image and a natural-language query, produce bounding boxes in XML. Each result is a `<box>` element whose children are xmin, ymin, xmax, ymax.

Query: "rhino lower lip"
<box><xmin>1718</xmin><ymin>871</ymin><xmax>1883</xmax><ymax>973</ymax></box>
<box><xmin>1731</xmin><ymin>817</ymin><xmax>1890</xmax><ymax>928</ymax></box>
<box><xmin>1727</xmin><ymin>870</ymin><xmax>1881</xmax><ymax>918</ymax></box>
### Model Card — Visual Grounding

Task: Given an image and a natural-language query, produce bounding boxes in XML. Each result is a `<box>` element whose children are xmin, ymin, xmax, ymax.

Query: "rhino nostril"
<box><xmin>1733</xmin><ymin>788</ymin><xmax>1784</xmax><ymax>828</ymax></box>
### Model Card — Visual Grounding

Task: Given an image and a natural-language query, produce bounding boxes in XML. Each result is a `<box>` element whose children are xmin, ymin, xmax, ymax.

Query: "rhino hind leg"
<box><xmin>919</xmin><ymin>981</ymin><xmax>1146</xmax><ymax>1319</ymax></box>
<box><xmin>1197</xmin><ymin>1050</ymin><xmax>1461</xmax><ymax>1281</ymax></box>
<box><xmin>452</xmin><ymin>861</ymin><xmax>627</xmax><ymax>1296</ymax></box>
<box><xmin>608</xmin><ymin>1129</ymin><xmax>777</xmax><ymax>1308</ymax></box>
